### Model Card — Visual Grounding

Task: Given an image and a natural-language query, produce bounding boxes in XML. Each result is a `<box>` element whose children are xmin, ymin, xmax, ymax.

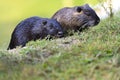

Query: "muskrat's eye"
<box><xmin>42</xmin><ymin>20</ymin><xmax>47</xmax><ymax>25</ymax></box>
<box><xmin>76</xmin><ymin>7</ymin><xmax>82</xmax><ymax>13</ymax></box>
<box><xmin>85</xmin><ymin>11</ymin><xmax>91</xmax><ymax>16</ymax></box>
<box><xmin>50</xmin><ymin>26</ymin><xmax>53</xmax><ymax>29</ymax></box>
<box><xmin>49</xmin><ymin>24</ymin><xmax>53</xmax><ymax>29</ymax></box>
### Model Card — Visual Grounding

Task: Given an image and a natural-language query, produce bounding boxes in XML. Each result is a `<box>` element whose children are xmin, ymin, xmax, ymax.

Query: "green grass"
<box><xmin>0</xmin><ymin>15</ymin><xmax>120</xmax><ymax>80</ymax></box>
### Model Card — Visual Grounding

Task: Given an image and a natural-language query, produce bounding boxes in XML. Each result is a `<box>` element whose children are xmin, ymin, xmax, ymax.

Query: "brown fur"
<box><xmin>52</xmin><ymin>4</ymin><xmax>100</xmax><ymax>33</ymax></box>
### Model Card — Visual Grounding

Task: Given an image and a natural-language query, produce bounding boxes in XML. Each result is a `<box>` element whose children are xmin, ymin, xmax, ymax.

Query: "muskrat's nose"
<box><xmin>97</xmin><ymin>20</ymin><xmax>100</xmax><ymax>23</ymax></box>
<box><xmin>95</xmin><ymin>19</ymin><xmax>100</xmax><ymax>25</ymax></box>
<box><xmin>57</xmin><ymin>31</ymin><xmax>64</xmax><ymax>37</ymax></box>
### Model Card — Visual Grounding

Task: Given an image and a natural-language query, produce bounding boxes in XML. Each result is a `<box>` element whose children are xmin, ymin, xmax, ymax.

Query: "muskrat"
<box><xmin>7</xmin><ymin>16</ymin><xmax>64</xmax><ymax>50</ymax></box>
<box><xmin>52</xmin><ymin>4</ymin><xmax>100</xmax><ymax>33</ymax></box>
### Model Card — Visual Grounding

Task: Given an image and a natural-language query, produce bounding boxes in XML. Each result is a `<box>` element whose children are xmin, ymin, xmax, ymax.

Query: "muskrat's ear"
<box><xmin>84</xmin><ymin>4</ymin><xmax>89</xmax><ymax>7</ymax></box>
<box><xmin>42</xmin><ymin>20</ymin><xmax>47</xmax><ymax>25</ymax></box>
<box><xmin>76</xmin><ymin>7</ymin><xmax>82</xmax><ymax>13</ymax></box>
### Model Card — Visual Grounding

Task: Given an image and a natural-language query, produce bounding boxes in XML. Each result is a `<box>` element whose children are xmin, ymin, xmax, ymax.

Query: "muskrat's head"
<box><xmin>72</xmin><ymin>4</ymin><xmax>100</xmax><ymax>30</ymax></box>
<box><xmin>42</xmin><ymin>19</ymin><xmax>64</xmax><ymax>38</ymax></box>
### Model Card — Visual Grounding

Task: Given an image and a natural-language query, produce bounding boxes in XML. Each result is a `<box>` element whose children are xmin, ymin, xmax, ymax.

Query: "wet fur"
<box><xmin>8</xmin><ymin>16</ymin><xmax>63</xmax><ymax>50</ymax></box>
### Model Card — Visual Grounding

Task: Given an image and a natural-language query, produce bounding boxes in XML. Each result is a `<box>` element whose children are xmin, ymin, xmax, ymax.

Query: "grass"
<box><xmin>0</xmin><ymin>15</ymin><xmax>120</xmax><ymax>80</ymax></box>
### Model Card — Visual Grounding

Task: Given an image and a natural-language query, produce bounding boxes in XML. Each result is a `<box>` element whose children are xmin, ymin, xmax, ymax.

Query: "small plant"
<box><xmin>98</xmin><ymin>0</ymin><xmax>114</xmax><ymax>18</ymax></box>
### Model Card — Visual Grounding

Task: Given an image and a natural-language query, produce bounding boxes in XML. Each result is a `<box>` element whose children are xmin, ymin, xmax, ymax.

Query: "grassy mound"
<box><xmin>0</xmin><ymin>16</ymin><xmax>120</xmax><ymax>80</ymax></box>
